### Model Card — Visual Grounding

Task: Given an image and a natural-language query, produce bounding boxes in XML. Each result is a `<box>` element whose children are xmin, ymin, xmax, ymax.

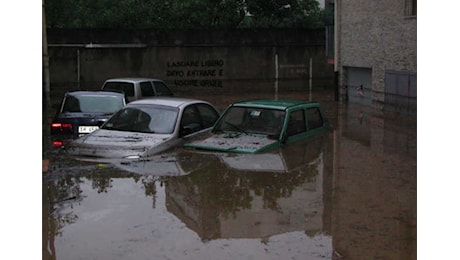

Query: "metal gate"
<box><xmin>384</xmin><ymin>71</ymin><xmax>417</xmax><ymax>114</ymax></box>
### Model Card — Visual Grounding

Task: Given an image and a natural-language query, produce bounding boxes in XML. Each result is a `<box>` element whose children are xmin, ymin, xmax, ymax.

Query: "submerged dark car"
<box><xmin>50</xmin><ymin>91</ymin><xmax>126</xmax><ymax>147</ymax></box>
<box><xmin>185</xmin><ymin>99</ymin><xmax>331</xmax><ymax>154</ymax></box>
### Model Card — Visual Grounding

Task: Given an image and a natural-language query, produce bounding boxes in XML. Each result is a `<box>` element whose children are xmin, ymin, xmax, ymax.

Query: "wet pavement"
<box><xmin>42</xmin><ymin>90</ymin><xmax>416</xmax><ymax>260</ymax></box>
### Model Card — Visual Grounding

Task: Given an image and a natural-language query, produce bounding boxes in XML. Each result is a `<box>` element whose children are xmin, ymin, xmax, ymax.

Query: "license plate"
<box><xmin>78</xmin><ymin>126</ymin><xmax>99</xmax><ymax>134</ymax></box>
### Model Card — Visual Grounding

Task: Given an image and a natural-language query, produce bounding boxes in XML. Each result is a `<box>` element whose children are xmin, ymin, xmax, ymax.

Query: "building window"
<box><xmin>405</xmin><ymin>0</ymin><xmax>417</xmax><ymax>16</ymax></box>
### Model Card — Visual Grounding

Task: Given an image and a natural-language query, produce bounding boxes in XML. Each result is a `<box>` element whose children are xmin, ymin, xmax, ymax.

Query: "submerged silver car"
<box><xmin>67</xmin><ymin>97</ymin><xmax>220</xmax><ymax>159</ymax></box>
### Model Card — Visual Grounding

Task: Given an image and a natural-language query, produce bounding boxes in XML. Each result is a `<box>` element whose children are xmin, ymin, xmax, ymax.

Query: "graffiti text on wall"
<box><xmin>166</xmin><ymin>59</ymin><xmax>224</xmax><ymax>87</ymax></box>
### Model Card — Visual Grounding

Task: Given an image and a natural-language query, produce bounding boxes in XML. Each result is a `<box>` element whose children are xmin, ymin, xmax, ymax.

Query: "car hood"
<box><xmin>67</xmin><ymin>129</ymin><xmax>174</xmax><ymax>159</ymax></box>
<box><xmin>184</xmin><ymin>132</ymin><xmax>279</xmax><ymax>154</ymax></box>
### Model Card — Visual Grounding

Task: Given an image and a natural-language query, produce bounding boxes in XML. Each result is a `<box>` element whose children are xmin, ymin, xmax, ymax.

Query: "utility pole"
<box><xmin>43</xmin><ymin>0</ymin><xmax>52</xmax><ymax>150</ymax></box>
<box><xmin>43</xmin><ymin>0</ymin><xmax>51</xmax><ymax>110</ymax></box>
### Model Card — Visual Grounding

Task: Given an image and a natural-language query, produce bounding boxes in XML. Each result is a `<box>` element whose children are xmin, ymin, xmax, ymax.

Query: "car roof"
<box><xmin>231</xmin><ymin>99</ymin><xmax>319</xmax><ymax>110</ymax></box>
<box><xmin>66</xmin><ymin>90</ymin><xmax>125</xmax><ymax>98</ymax></box>
<box><xmin>104</xmin><ymin>77</ymin><xmax>164</xmax><ymax>83</ymax></box>
<box><xmin>127</xmin><ymin>97</ymin><xmax>210</xmax><ymax>109</ymax></box>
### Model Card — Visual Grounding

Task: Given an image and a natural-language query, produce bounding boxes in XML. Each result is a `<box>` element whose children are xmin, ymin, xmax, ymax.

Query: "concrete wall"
<box><xmin>47</xmin><ymin>29</ymin><xmax>335</xmax><ymax>103</ymax></box>
<box><xmin>335</xmin><ymin>0</ymin><xmax>417</xmax><ymax>111</ymax></box>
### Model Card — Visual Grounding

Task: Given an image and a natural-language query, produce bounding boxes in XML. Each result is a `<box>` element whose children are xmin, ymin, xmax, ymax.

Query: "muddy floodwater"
<box><xmin>42</xmin><ymin>90</ymin><xmax>416</xmax><ymax>260</ymax></box>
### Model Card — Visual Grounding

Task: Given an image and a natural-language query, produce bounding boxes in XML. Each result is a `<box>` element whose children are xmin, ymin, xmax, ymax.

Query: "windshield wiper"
<box><xmin>222</xmin><ymin>121</ymin><xmax>248</xmax><ymax>134</ymax></box>
<box><xmin>101</xmin><ymin>112</ymin><xmax>114</xmax><ymax>116</ymax></box>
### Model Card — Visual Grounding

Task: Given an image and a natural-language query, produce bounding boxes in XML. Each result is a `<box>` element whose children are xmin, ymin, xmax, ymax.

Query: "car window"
<box><xmin>196</xmin><ymin>104</ymin><xmax>219</xmax><ymax>128</ymax></box>
<box><xmin>218</xmin><ymin>106</ymin><xmax>246</xmax><ymax>128</ymax></box>
<box><xmin>180</xmin><ymin>105</ymin><xmax>201</xmax><ymax>133</ymax></box>
<box><xmin>153</xmin><ymin>81</ymin><xmax>173</xmax><ymax>96</ymax></box>
<box><xmin>77</xmin><ymin>95</ymin><xmax>124</xmax><ymax>113</ymax></box>
<box><xmin>306</xmin><ymin>107</ymin><xmax>324</xmax><ymax>130</ymax></box>
<box><xmin>102</xmin><ymin>107</ymin><xmax>138</xmax><ymax>131</ymax></box>
<box><xmin>103</xmin><ymin>82</ymin><xmax>135</xmax><ymax>97</ymax></box>
<box><xmin>62</xmin><ymin>95</ymin><xmax>81</xmax><ymax>112</ymax></box>
<box><xmin>286</xmin><ymin>109</ymin><xmax>306</xmax><ymax>137</ymax></box>
<box><xmin>140</xmin><ymin>82</ymin><xmax>155</xmax><ymax>97</ymax></box>
<box><xmin>102</xmin><ymin>106</ymin><xmax>178</xmax><ymax>134</ymax></box>
<box><xmin>215</xmin><ymin>106</ymin><xmax>284</xmax><ymax>136</ymax></box>
<box><xmin>144</xmin><ymin>106</ymin><xmax>178</xmax><ymax>133</ymax></box>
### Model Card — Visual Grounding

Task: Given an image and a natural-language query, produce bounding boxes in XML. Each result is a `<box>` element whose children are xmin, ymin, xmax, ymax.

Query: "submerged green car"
<box><xmin>184</xmin><ymin>99</ymin><xmax>331</xmax><ymax>154</ymax></box>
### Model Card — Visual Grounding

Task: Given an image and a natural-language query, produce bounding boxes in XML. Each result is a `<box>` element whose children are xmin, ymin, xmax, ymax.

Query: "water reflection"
<box><xmin>337</xmin><ymin>103</ymin><xmax>416</xmax><ymax>159</ymax></box>
<box><xmin>112</xmin><ymin>150</ymin><xmax>217</xmax><ymax>177</ymax></box>
<box><xmin>42</xmin><ymin>135</ymin><xmax>335</xmax><ymax>259</ymax></box>
<box><xmin>165</xmin><ymin>143</ymin><xmax>330</xmax><ymax>242</ymax></box>
<box><xmin>331</xmin><ymin>103</ymin><xmax>416</xmax><ymax>259</ymax></box>
<box><xmin>43</xmin><ymin>159</ymin><xmax>158</xmax><ymax>259</ymax></box>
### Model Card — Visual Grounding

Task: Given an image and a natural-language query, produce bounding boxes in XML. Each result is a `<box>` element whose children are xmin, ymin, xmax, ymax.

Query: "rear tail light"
<box><xmin>52</xmin><ymin>141</ymin><xmax>64</xmax><ymax>147</ymax></box>
<box><xmin>51</xmin><ymin>123</ymin><xmax>73</xmax><ymax>132</ymax></box>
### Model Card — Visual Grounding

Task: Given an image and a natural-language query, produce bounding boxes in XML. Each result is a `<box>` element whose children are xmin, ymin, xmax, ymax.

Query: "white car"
<box><xmin>67</xmin><ymin>97</ymin><xmax>220</xmax><ymax>159</ymax></box>
<box><xmin>101</xmin><ymin>77</ymin><xmax>174</xmax><ymax>103</ymax></box>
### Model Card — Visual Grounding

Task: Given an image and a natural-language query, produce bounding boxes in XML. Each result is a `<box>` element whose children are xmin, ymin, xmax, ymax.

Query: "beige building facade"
<box><xmin>334</xmin><ymin>0</ymin><xmax>416</xmax><ymax>113</ymax></box>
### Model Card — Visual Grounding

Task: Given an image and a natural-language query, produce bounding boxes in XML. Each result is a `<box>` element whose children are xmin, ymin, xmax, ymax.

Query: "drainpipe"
<box><xmin>77</xmin><ymin>49</ymin><xmax>80</xmax><ymax>89</ymax></box>
<box><xmin>42</xmin><ymin>0</ymin><xmax>50</xmax><ymax>108</ymax></box>
<box><xmin>309</xmin><ymin>57</ymin><xmax>313</xmax><ymax>101</ymax></box>
<box><xmin>334</xmin><ymin>0</ymin><xmax>342</xmax><ymax>101</ymax></box>
<box><xmin>274</xmin><ymin>51</ymin><xmax>279</xmax><ymax>100</ymax></box>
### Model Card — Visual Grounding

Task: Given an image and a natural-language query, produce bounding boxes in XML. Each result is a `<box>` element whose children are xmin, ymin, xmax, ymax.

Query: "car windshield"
<box><xmin>102</xmin><ymin>105</ymin><xmax>178</xmax><ymax>134</ymax></box>
<box><xmin>62</xmin><ymin>95</ymin><xmax>124</xmax><ymax>113</ymax></box>
<box><xmin>214</xmin><ymin>106</ymin><xmax>285</xmax><ymax>137</ymax></box>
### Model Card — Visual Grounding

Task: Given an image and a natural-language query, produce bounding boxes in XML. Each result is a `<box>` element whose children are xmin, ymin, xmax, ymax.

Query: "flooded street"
<box><xmin>42</xmin><ymin>90</ymin><xmax>416</xmax><ymax>259</ymax></box>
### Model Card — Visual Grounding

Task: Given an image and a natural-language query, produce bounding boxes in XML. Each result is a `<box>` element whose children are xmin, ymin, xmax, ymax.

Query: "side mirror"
<box><xmin>180</xmin><ymin>126</ymin><xmax>192</xmax><ymax>137</ymax></box>
<box><xmin>180</xmin><ymin>123</ymin><xmax>201</xmax><ymax>137</ymax></box>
